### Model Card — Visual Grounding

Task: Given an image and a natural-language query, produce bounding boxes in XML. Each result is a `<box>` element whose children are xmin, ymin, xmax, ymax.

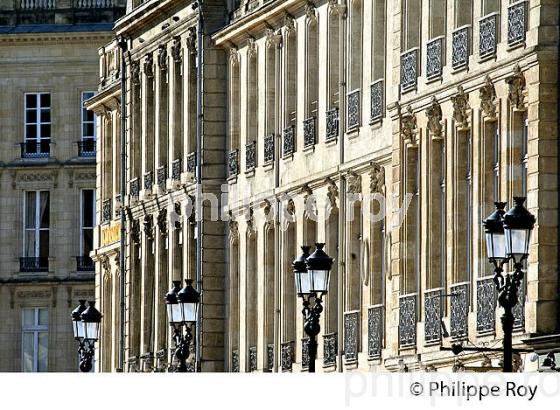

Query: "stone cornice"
<box><xmin>0</xmin><ymin>32</ymin><xmax>113</xmax><ymax>44</ymax></box>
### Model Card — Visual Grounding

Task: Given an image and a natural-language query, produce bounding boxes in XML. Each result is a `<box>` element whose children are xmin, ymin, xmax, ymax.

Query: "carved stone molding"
<box><xmin>16</xmin><ymin>290</ymin><xmax>52</xmax><ymax>299</ymax></box>
<box><xmin>451</xmin><ymin>86</ymin><xmax>470</xmax><ymax>130</ymax></box>
<box><xmin>426</xmin><ymin>96</ymin><xmax>443</xmax><ymax>140</ymax></box>
<box><xmin>369</xmin><ymin>163</ymin><xmax>385</xmax><ymax>194</ymax></box>
<box><xmin>506</xmin><ymin>64</ymin><xmax>526</xmax><ymax>110</ymax></box>
<box><xmin>400</xmin><ymin>105</ymin><xmax>418</xmax><ymax>147</ymax></box>
<box><xmin>346</xmin><ymin>172</ymin><xmax>362</xmax><ymax>195</ymax></box>
<box><xmin>479</xmin><ymin>75</ymin><xmax>497</xmax><ymax>120</ymax></box>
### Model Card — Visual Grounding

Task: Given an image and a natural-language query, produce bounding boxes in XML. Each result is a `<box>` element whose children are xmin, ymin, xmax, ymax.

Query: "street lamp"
<box><xmin>165</xmin><ymin>279</ymin><xmax>200</xmax><ymax>372</ymax></box>
<box><xmin>483</xmin><ymin>197</ymin><xmax>535</xmax><ymax>372</ymax></box>
<box><xmin>71</xmin><ymin>300</ymin><xmax>102</xmax><ymax>372</ymax></box>
<box><xmin>293</xmin><ymin>243</ymin><xmax>333</xmax><ymax>373</ymax></box>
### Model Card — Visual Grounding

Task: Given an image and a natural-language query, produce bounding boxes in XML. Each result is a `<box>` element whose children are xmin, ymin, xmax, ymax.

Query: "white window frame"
<box><xmin>24</xmin><ymin>92</ymin><xmax>51</xmax><ymax>143</ymax></box>
<box><xmin>23</xmin><ymin>191</ymin><xmax>50</xmax><ymax>258</ymax></box>
<box><xmin>81</xmin><ymin>91</ymin><xmax>96</xmax><ymax>142</ymax></box>
<box><xmin>21</xmin><ymin>307</ymin><xmax>48</xmax><ymax>372</ymax></box>
<box><xmin>80</xmin><ymin>189</ymin><xmax>96</xmax><ymax>257</ymax></box>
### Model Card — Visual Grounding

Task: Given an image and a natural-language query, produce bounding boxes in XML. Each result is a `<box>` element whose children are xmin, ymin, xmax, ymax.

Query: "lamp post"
<box><xmin>483</xmin><ymin>197</ymin><xmax>535</xmax><ymax>372</ymax></box>
<box><xmin>293</xmin><ymin>243</ymin><xmax>333</xmax><ymax>373</ymax></box>
<box><xmin>71</xmin><ymin>300</ymin><xmax>102</xmax><ymax>372</ymax></box>
<box><xmin>165</xmin><ymin>279</ymin><xmax>200</xmax><ymax>372</ymax></box>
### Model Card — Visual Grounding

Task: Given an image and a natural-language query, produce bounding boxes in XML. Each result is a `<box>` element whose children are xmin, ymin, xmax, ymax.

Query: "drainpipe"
<box><xmin>337</xmin><ymin>0</ymin><xmax>347</xmax><ymax>373</ymax></box>
<box><xmin>117</xmin><ymin>37</ymin><xmax>128</xmax><ymax>372</ymax></box>
<box><xmin>195</xmin><ymin>0</ymin><xmax>205</xmax><ymax>371</ymax></box>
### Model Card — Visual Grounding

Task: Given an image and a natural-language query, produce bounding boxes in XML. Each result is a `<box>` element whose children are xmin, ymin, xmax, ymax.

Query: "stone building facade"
<box><xmin>0</xmin><ymin>1</ymin><xmax>125</xmax><ymax>372</ymax></box>
<box><xmin>93</xmin><ymin>0</ymin><xmax>559</xmax><ymax>373</ymax></box>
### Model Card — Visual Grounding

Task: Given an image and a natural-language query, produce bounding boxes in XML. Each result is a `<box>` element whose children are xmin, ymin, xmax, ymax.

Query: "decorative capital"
<box><xmin>326</xmin><ymin>177</ymin><xmax>339</xmax><ymax>209</ymax></box>
<box><xmin>480</xmin><ymin>75</ymin><xmax>497</xmax><ymax>120</ymax></box>
<box><xmin>305</xmin><ymin>1</ymin><xmax>317</xmax><ymax>21</ymax></box>
<box><xmin>283</xmin><ymin>13</ymin><xmax>295</xmax><ymax>33</ymax></box>
<box><xmin>157</xmin><ymin>45</ymin><xmax>168</xmax><ymax>71</ymax></box>
<box><xmin>369</xmin><ymin>163</ymin><xmax>386</xmax><ymax>194</ymax></box>
<box><xmin>505</xmin><ymin>64</ymin><xmax>526</xmax><ymax>110</ymax></box>
<box><xmin>171</xmin><ymin>36</ymin><xmax>182</xmax><ymax>62</ymax></box>
<box><xmin>346</xmin><ymin>172</ymin><xmax>362</xmax><ymax>194</ymax></box>
<box><xmin>143</xmin><ymin>53</ymin><xmax>154</xmax><ymax>78</ymax></box>
<box><xmin>247</xmin><ymin>37</ymin><xmax>257</xmax><ymax>58</ymax></box>
<box><xmin>425</xmin><ymin>96</ymin><xmax>443</xmax><ymax>140</ymax></box>
<box><xmin>265</xmin><ymin>27</ymin><xmax>282</xmax><ymax>48</ymax></box>
<box><xmin>229</xmin><ymin>47</ymin><xmax>239</xmax><ymax>65</ymax></box>
<box><xmin>400</xmin><ymin>105</ymin><xmax>418</xmax><ymax>147</ymax></box>
<box><xmin>451</xmin><ymin>85</ymin><xmax>470</xmax><ymax>130</ymax></box>
<box><xmin>186</xmin><ymin>27</ymin><xmax>197</xmax><ymax>55</ymax></box>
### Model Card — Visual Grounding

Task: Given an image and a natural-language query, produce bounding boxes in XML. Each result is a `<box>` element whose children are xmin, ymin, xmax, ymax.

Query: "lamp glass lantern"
<box><xmin>293</xmin><ymin>246</ymin><xmax>311</xmax><ymax>297</ymax></box>
<box><xmin>71</xmin><ymin>299</ymin><xmax>87</xmax><ymax>340</ymax></box>
<box><xmin>165</xmin><ymin>280</ymin><xmax>183</xmax><ymax>325</ymax></box>
<box><xmin>503</xmin><ymin>197</ymin><xmax>535</xmax><ymax>262</ymax></box>
<box><xmin>306</xmin><ymin>243</ymin><xmax>334</xmax><ymax>294</ymax></box>
<box><xmin>483</xmin><ymin>202</ymin><xmax>508</xmax><ymax>263</ymax></box>
<box><xmin>177</xmin><ymin>279</ymin><xmax>200</xmax><ymax>323</ymax></box>
<box><xmin>80</xmin><ymin>301</ymin><xmax>102</xmax><ymax>342</ymax></box>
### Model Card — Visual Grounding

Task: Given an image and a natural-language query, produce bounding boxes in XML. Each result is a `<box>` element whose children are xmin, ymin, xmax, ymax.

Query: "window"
<box><xmin>80</xmin><ymin>92</ymin><xmax>96</xmax><ymax>156</ymax></box>
<box><xmin>79</xmin><ymin>189</ymin><xmax>95</xmax><ymax>271</ymax></box>
<box><xmin>22</xmin><ymin>307</ymin><xmax>48</xmax><ymax>372</ymax></box>
<box><xmin>22</xmin><ymin>191</ymin><xmax>50</xmax><ymax>272</ymax></box>
<box><xmin>24</xmin><ymin>93</ymin><xmax>51</xmax><ymax>157</ymax></box>
<box><xmin>521</xmin><ymin>113</ymin><xmax>528</xmax><ymax>196</ymax></box>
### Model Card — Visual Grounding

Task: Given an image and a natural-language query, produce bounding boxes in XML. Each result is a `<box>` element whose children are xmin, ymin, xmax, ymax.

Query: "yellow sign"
<box><xmin>101</xmin><ymin>223</ymin><xmax>121</xmax><ymax>246</ymax></box>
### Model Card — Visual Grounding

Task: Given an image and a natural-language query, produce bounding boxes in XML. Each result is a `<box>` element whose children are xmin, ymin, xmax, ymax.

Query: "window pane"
<box><xmin>40</xmin><ymin>109</ymin><xmax>50</xmax><ymax>123</ymax></box>
<box><xmin>39</xmin><ymin>192</ymin><xmax>50</xmax><ymax>228</ymax></box>
<box><xmin>22</xmin><ymin>309</ymin><xmax>35</xmax><ymax>327</ymax></box>
<box><xmin>26</xmin><ymin>125</ymin><xmax>37</xmax><ymax>139</ymax></box>
<box><xmin>25</xmin><ymin>231</ymin><xmax>37</xmax><ymax>257</ymax></box>
<box><xmin>38</xmin><ymin>308</ymin><xmax>48</xmax><ymax>326</ymax></box>
<box><xmin>40</xmin><ymin>93</ymin><xmax>50</xmax><ymax>108</ymax></box>
<box><xmin>38</xmin><ymin>332</ymin><xmax>48</xmax><ymax>372</ymax></box>
<box><xmin>82</xmin><ymin>190</ymin><xmax>94</xmax><ymax>227</ymax></box>
<box><xmin>22</xmin><ymin>332</ymin><xmax>34</xmax><ymax>372</ymax></box>
<box><xmin>25</xmin><ymin>192</ymin><xmax>36</xmax><ymax>229</ymax></box>
<box><xmin>26</xmin><ymin>109</ymin><xmax>37</xmax><ymax>124</ymax></box>
<box><xmin>40</xmin><ymin>124</ymin><xmax>51</xmax><ymax>139</ymax></box>
<box><xmin>84</xmin><ymin>123</ymin><xmax>95</xmax><ymax>138</ymax></box>
<box><xmin>39</xmin><ymin>231</ymin><xmax>49</xmax><ymax>258</ymax></box>
<box><xmin>83</xmin><ymin>229</ymin><xmax>93</xmax><ymax>256</ymax></box>
<box><xmin>26</xmin><ymin>94</ymin><xmax>37</xmax><ymax>109</ymax></box>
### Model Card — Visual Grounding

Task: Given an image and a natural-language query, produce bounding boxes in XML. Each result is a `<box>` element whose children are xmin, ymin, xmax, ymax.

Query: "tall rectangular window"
<box><xmin>521</xmin><ymin>113</ymin><xmax>528</xmax><ymax>196</ymax></box>
<box><xmin>23</xmin><ymin>191</ymin><xmax>50</xmax><ymax>272</ymax></box>
<box><xmin>80</xmin><ymin>92</ymin><xmax>96</xmax><ymax>156</ymax></box>
<box><xmin>22</xmin><ymin>307</ymin><xmax>48</xmax><ymax>372</ymax></box>
<box><xmin>24</xmin><ymin>93</ymin><xmax>51</xmax><ymax>156</ymax></box>
<box><xmin>79</xmin><ymin>189</ymin><xmax>95</xmax><ymax>271</ymax></box>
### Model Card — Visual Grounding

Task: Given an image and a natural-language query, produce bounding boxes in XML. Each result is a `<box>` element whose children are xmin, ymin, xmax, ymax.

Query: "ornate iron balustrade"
<box><xmin>326</xmin><ymin>108</ymin><xmax>339</xmax><ymax>141</ymax></box>
<box><xmin>228</xmin><ymin>149</ymin><xmax>239</xmax><ymax>177</ymax></box>
<box><xmin>508</xmin><ymin>1</ymin><xmax>527</xmax><ymax>46</ymax></box>
<box><xmin>370</xmin><ymin>80</ymin><xmax>384</xmax><ymax>122</ymax></box>
<box><xmin>143</xmin><ymin>171</ymin><xmax>153</xmax><ymax>191</ymax></box>
<box><xmin>282</xmin><ymin>125</ymin><xmax>295</xmax><ymax>157</ymax></box>
<box><xmin>245</xmin><ymin>141</ymin><xmax>257</xmax><ymax>172</ymax></box>
<box><xmin>303</xmin><ymin>117</ymin><xmax>316</xmax><ymax>148</ymax></box>
<box><xmin>157</xmin><ymin>165</ymin><xmax>167</xmax><ymax>191</ymax></box>
<box><xmin>171</xmin><ymin>158</ymin><xmax>182</xmax><ymax>181</ymax></box>
<box><xmin>231</xmin><ymin>350</ymin><xmax>239</xmax><ymax>372</ymax></box>
<box><xmin>186</xmin><ymin>152</ymin><xmax>196</xmax><ymax>174</ymax></box>
<box><xmin>264</xmin><ymin>134</ymin><xmax>274</xmax><ymax>163</ymax></box>
<box><xmin>476</xmin><ymin>277</ymin><xmax>497</xmax><ymax>333</ymax></box>
<box><xmin>426</xmin><ymin>37</ymin><xmax>444</xmax><ymax>80</ymax></box>
<box><xmin>344</xmin><ymin>311</ymin><xmax>359</xmax><ymax>364</ymax></box>
<box><xmin>21</xmin><ymin>141</ymin><xmax>50</xmax><ymax>159</ymax></box>
<box><xmin>267</xmin><ymin>344</ymin><xmax>274</xmax><ymax>372</ymax></box>
<box><xmin>452</xmin><ymin>26</ymin><xmax>470</xmax><ymax>70</ymax></box>
<box><xmin>450</xmin><ymin>283</ymin><xmax>469</xmax><ymax>339</ymax></box>
<box><xmin>19</xmin><ymin>257</ymin><xmax>49</xmax><ymax>272</ymax></box>
<box><xmin>323</xmin><ymin>333</ymin><xmax>337</xmax><ymax>367</ymax></box>
<box><xmin>301</xmin><ymin>338</ymin><xmax>309</xmax><ymax>370</ymax></box>
<box><xmin>479</xmin><ymin>13</ymin><xmax>498</xmax><ymax>59</ymax></box>
<box><xmin>513</xmin><ymin>279</ymin><xmax>525</xmax><ymax>330</ymax></box>
<box><xmin>281</xmin><ymin>341</ymin><xmax>294</xmax><ymax>372</ymax></box>
<box><xmin>75</xmin><ymin>0</ymin><xmax>114</xmax><ymax>7</ymax></box>
<box><xmin>400</xmin><ymin>48</ymin><xmax>418</xmax><ymax>92</ymax></box>
<box><xmin>76</xmin><ymin>256</ymin><xmax>94</xmax><ymax>271</ymax></box>
<box><xmin>77</xmin><ymin>139</ymin><xmax>95</xmax><ymax>157</ymax></box>
<box><xmin>20</xmin><ymin>0</ymin><xmax>56</xmax><ymax>9</ymax></box>
<box><xmin>347</xmin><ymin>90</ymin><xmax>361</xmax><ymax>130</ymax></box>
<box><xmin>102</xmin><ymin>198</ymin><xmax>112</xmax><ymax>223</ymax></box>
<box><xmin>129</xmin><ymin>178</ymin><xmax>139</xmax><ymax>200</ymax></box>
<box><xmin>248</xmin><ymin>346</ymin><xmax>257</xmax><ymax>372</ymax></box>
<box><xmin>424</xmin><ymin>289</ymin><xmax>443</xmax><ymax>344</ymax></box>
<box><xmin>368</xmin><ymin>305</ymin><xmax>383</xmax><ymax>359</ymax></box>
<box><xmin>399</xmin><ymin>294</ymin><xmax>417</xmax><ymax>348</ymax></box>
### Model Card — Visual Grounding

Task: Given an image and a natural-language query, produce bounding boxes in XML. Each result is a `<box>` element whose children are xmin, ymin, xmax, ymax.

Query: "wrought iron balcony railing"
<box><xmin>248</xmin><ymin>346</ymin><xmax>257</xmax><ymax>372</ymax></box>
<box><xmin>267</xmin><ymin>344</ymin><xmax>274</xmax><ymax>372</ymax></box>
<box><xmin>21</xmin><ymin>140</ymin><xmax>50</xmax><ymax>159</ymax></box>
<box><xmin>20</xmin><ymin>0</ymin><xmax>56</xmax><ymax>9</ymax></box>
<box><xmin>264</xmin><ymin>134</ymin><xmax>274</xmax><ymax>164</ymax></box>
<box><xmin>344</xmin><ymin>311</ymin><xmax>359</xmax><ymax>364</ymax></box>
<box><xmin>282</xmin><ymin>125</ymin><xmax>295</xmax><ymax>157</ymax></box>
<box><xmin>171</xmin><ymin>158</ymin><xmax>182</xmax><ymax>181</ymax></box>
<box><xmin>426</xmin><ymin>36</ymin><xmax>444</xmax><ymax>80</ymax></box>
<box><xmin>143</xmin><ymin>171</ymin><xmax>153</xmax><ymax>191</ymax></box>
<box><xmin>186</xmin><ymin>152</ymin><xmax>196</xmax><ymax>174</ymax></box>
<box><xmin>399</xmin><ymin>293</ymin><xmax>417</xmax><ymax>348</ymax></box>
<box><xmin>452</xmin><ymin>25</ymin><xmax>470</xmax><ymax>70</ymax></box>
<box><xmin>245</xmin><ymin>141</ymin><xmax>256</xmax><ymax>172</ymax></box>
<box><xmin>77</xmin><ymin>140</ymin><xmax>95</xmax><ymax>157</ymax></box>
<box><xmin>347</xmin><ymin>89</ymin><xmax>361</xmax><ymax>130</ymax></box>
<box><xmin>508</xmin><ymin>1</ymin><xmax>527</xmax><ymax>46</ymax></box>
<box><xmin>326</xmin><ymin>108</ymin><xmax>339</xmax><ymax>141</ymax></box>
<box><xmin>450</xmin><ymin>283</ymin><xmax>469</xmax><ymax>339</ymax></box>
<box><xmin>228</xmin><ymin>149</ymin><xmax>239</xmax><ymax>177</ymax></box>
<box><xmin>156</xmin><ymin>165</ymin><xmax>167</xmax><ymax>191</ymax></box>
<box><xmin>75</xmin><ymin>0</ymin><xmax>114</xmax><ymax>7</ymax></box>
<box><xmin>303</xmin><ymin>117</ymin><xmax>316</xmax><ymax>149</ymax></box>
<box><xmin>400</xmin><ymin>48</ymin><xmax>418</xmax><ymax>92</ymax></box>
<box><xmin>280</xmin><ymin>341</ymin><xmax>294</xmax><ymax>372</ymax></box>
<box><xmin>476</xmin><ymin>277</ymin><xmax>497</xmax><ymax>334</ymax></box>
<box><xmin>102</xmin><ymin>198</ymin><xmax>112</xmax><ymax>223</ymax></box>
<box><xmin>231</xmin><ymin>350</ymin><xmax>240</xmax><ymax>372</ymax></box>
<box><xmin>370</xmin><ymin>80</ymin><xmax>384</xmax><ymax>122</ymax></box>
<box><xmin>424</xmin><ymin>289</ymin><xmax>443</xmax><ymax>344</ymax></box>
<box><xmin>323</xmin><ymin>333</ymin><xmax>337</xmax><ymax>367</ymax></box>
<box><xmin>76</xmin><ymin>256</ymin><xmax>94</xmax><ymax>271</ymax></box>
<box><xmin>367</xmin><ymin>305</ymin><xmax>383</xmax><ymax>359</ymax></box>
<box><xmin>479</xmin><ymin>13</ymin><xmax>498</xmax><ymax>59</ymax></box>
<box><xmin>301</xmin><ymin>338</ymin><xmax>309</xmax><ymax>370</ymax></box>
<box><xmin>513</xmin><ymin>278</ymin><xmax>525</xmax><ymax>330</ymax></box>
<box><xmin>20</xmin><ymin>257</ymin><xmax>49</xmax><ymax>272</ymax></box>
<box><xmin>129</xmin><ymin>178</ymin><xmax>140</xmax><ymax>200</ymax></box>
